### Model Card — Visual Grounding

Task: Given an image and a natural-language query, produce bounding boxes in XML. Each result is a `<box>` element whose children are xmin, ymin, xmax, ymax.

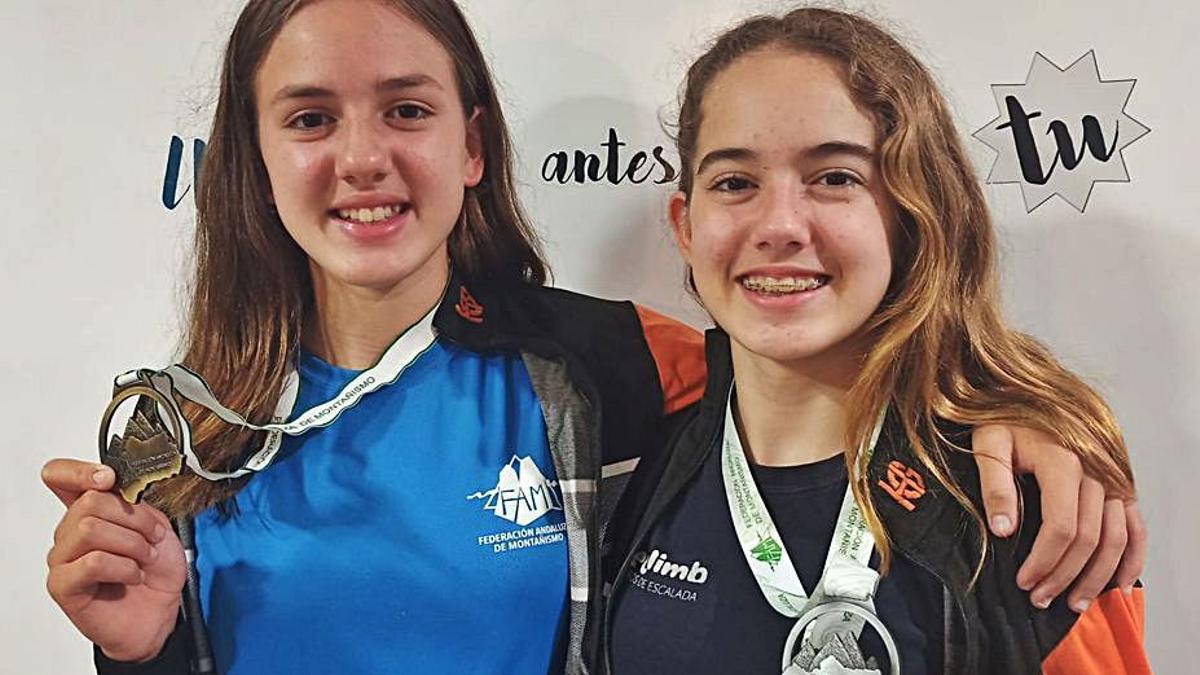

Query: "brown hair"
<box><xmin>674</xmin><ymin>7</ymin><xmax>1133</xmax><ymax>570</ymax></box>
<box><xmin>152</xmin><ymin>0</ymin><xmax>546</xmax><ymax>516</ymax></box>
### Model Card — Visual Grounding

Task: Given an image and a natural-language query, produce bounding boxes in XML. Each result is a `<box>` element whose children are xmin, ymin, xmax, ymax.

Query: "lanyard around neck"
<box><xmin>721</xmin><ymin>387</ymin><xmax>886</xmax><ymax>617</ymax></box>
<box><xmin>104</xmin><ymin>299</ymin><xmax>439</xmax><ymax>482</ymax></box>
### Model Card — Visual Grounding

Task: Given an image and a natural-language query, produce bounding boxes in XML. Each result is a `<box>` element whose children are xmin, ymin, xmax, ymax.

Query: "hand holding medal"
<box><xmin>41</xmin><ymin>459</ymin><xmax>187</xmax><ymax>662</ymax></box>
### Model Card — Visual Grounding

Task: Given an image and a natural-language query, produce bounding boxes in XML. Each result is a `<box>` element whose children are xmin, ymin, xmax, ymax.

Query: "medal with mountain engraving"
<box><xmin>98</xmin><ymin>384</ymin><xmax>184</xmax><ymax>503</ymax></box>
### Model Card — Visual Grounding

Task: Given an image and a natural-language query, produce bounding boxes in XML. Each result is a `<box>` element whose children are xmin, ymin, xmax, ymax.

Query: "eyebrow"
<box><xmin>694</xmin><ymin>148</ymin><xmax>757</xmax><ymax>176</ymax></box>
<box><xmin>269</xmin><ymin>74</ymin><xmax>443</xmax><ymax>105</ymax></box>
<box><xmin>694</xmin><ymin>141</ymin><xmax>875</xmax><ymax>175</ymax></box>
<box><xmin>806</xmin><ymin>141</ymin><xmax>875</xmax><ymax>162</ymax></box>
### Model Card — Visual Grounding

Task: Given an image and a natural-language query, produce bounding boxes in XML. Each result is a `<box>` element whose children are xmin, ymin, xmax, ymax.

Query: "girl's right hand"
<box><xmin>42</xmin><ymin>459</ymin><xmax>187</xmax><ymax>663</ymax></box>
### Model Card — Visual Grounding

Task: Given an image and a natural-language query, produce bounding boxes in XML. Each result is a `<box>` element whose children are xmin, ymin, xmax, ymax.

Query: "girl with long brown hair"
<box><xmin>605</xmin><ymin>7</ymin><xmax>1150</xmax><ymax>674</ymax></box>
<box><xmin>40</xmin><ymin>1</ymin><xmax>1141</xmax><ymax>673</ymax></box>
<box><xmin>44</xmin><ymin>1</ymin><xmax>687</xmax><ymax>672</ymax></box>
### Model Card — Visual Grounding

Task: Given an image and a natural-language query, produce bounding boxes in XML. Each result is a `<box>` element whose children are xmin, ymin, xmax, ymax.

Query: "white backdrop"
<box><xmin>2</xmin><ymin>1</ymin><xmax>1196</xmax><ymax>673</ymax></box>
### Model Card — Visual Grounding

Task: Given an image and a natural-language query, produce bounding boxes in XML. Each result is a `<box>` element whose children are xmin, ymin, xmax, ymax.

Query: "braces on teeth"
<box><xmin>742</xmin><ymin>276</ymin><xmax>826</xmax><ymax>294</ymax></box>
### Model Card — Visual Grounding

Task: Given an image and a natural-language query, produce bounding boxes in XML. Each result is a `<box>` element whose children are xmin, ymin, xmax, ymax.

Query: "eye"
<box><xmin>387</xmin><ymin>103</ymin><xmax>431</xmax><ymax>121</ymax></box>
<box><xmin>711</xmin><ymin>175</ymin><xmax>756</xmax><ymax>193</ymax></box>
<box><xmin>286</xmin><ymin>111</ymin><xmax>333</xmax><ymax>130</ymax></box>
<box><xmin>816</xmin><ymin>171</ymin><xmax>862</xmax><ymax>188</ymax></box>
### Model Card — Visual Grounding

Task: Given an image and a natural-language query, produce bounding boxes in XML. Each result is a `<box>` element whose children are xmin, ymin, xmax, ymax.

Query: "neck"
<box><xmin>304</xmin><ymin>253</ymin><xmax>448</xmax><ymax>370</ymax></box>
<box><xmin>728</xmin><ymin>338</ymin><xmax>863</xmax><ymax>467</ymax></box>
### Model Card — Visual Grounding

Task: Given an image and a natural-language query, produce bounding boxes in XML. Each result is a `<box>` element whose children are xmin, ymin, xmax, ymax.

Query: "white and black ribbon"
<box><xmin>720</xmin><ymin>388</ymin><xmax>900</xmax><ymax>675</ymax></box>
<box><xmin>105</xmin><ymin>300</ymin><xmax>438</xmax><ymax>481</ymax></box>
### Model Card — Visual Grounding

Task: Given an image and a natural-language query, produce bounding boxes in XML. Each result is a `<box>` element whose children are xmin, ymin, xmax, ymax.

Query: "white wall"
<box><xmin>2</xmin><ymin>0</ymin><xmax>1194</xmax><ymax>672</ymax></box>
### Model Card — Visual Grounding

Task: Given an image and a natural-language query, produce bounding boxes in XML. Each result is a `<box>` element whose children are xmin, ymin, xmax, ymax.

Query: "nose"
<box><xmin>336</xmin><ymin>120</ymin><xmax>390</xmax><ymax>188</ymax></box>
<box><xmin>753</xmin><ymin>180</ymin><xmax>814</xmax><ymax>253</ymax></box>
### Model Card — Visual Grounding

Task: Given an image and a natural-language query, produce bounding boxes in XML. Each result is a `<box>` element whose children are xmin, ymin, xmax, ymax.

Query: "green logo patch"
<box><xmin>752</xmin><ymin>537</ymin><xmax>783</xmax><ymax>566</ymax></box>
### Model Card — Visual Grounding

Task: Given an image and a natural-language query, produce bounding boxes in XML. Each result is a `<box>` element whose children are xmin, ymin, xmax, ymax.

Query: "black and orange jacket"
<box><xmin>95</xmin><ymin>274</ymin><xmax>707</xmax><ymax>675</ymax></box>
<box><xmin>600</xmin><ymin>329</ymin><xmax>1150</xmax><ymax>675</ymax></box>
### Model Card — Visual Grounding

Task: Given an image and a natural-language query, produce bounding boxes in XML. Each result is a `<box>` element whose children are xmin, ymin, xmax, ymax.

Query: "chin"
<box><xmin>318</xmin><ymin>257</ymin><xmax>416</xmax><ymax>291</ymax></box>
<box><xmin>735</xmin><ymin>334</ymin><xmax>827</xmax><ymax>365</ymax></box>
<box><xmin>727</xmin><ymin>314</ymin><xmax>866</xmax><ymax>369</ymax></box>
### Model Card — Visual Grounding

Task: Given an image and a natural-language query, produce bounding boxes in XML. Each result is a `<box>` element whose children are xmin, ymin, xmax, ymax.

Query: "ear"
<box><xmin>463</xmin><ymin>107</ymin><xmax>485</xmax><ymax>188</ymax></box>
<box><xmin>668</xmin><ymin>190</ymin><xmax>694</xmax><ymax>265</ymax></box>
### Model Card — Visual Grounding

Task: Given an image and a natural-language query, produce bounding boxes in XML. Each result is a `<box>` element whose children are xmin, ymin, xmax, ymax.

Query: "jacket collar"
<box><xmin>699</xmin><ymin>328</ymin><xmax>736</xmax><ymax>414</ymax></box>
<box><xmin>433</xmin><ymin>270</ymin><xmax>527</xmax><ymax>350</ymax></box>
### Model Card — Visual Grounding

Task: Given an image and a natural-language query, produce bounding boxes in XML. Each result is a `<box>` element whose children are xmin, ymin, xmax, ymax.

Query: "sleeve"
<box><xmin>634</xmin><ymin>305</ymin><xmax>706</xmax><ymax>415</ymax></box>
<box><xmin>94</xmin><ymin>620</ymin><xmax>192</xmax><ymax>675</ymax></box>
<box><xmin>1042</xmin><ymin>586</ymin><xmax>1153</xmax><ymax>674</ymax></box>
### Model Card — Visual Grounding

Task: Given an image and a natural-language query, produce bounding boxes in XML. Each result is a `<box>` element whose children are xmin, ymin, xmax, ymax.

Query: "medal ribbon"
<box><xmin>110</xmin><ymin>299</ymin><xmax>438</xmax><ymax>481</ymax></box>
<box><xmin>722</xmin><ymin>388</ymin><xmax>900</xmax><ymax>674</ymax></box>
<box><xmin>722</xmin><ymin>387</ymin><xmax>885</xmax><ymax>615</ymax></box>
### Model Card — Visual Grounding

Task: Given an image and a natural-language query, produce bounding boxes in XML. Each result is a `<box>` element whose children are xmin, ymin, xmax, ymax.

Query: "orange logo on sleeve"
<box><xmin>455</xmin><ymin>287</ymin><xmax>485</xmax><ymax>324</ymax></box>
<box><xmin>878</xmin><ymin>460</ymin><xmax>926</xmax><ymax>511</ymax></box>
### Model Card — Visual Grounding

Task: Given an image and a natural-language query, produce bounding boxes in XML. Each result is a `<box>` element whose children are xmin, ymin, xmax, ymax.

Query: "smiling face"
<box><xmin>255</xmin><ymin>0</ymin><xmax>483</xmax><ymax>294</ymax></box>
<box><xmin>671</xmin><ymin>48</ymin><xmax>898</xmax><ymax>374</ymax></box>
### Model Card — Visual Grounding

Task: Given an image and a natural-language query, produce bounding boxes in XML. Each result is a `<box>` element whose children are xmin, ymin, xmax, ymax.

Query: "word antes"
<box><xmin>166</xmin><ymin>127</ymin><xmax>684</xmax><ymax>211</ymax></box>
<box><xmin>541</xmin><ymin>128</ymin><xmax>677</xmax><ymax>186</ymax></box>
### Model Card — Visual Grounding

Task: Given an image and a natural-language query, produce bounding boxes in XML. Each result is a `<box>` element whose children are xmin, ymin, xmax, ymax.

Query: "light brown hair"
<box><xmin>674</xmin><ymin>7</ymin><xmax>1133</xmax><ymax>569</ymax></box>
<box><xmin>153</xmin><ymin>0</ymin><xmax>546</xmax><ymax>516</ymax></box>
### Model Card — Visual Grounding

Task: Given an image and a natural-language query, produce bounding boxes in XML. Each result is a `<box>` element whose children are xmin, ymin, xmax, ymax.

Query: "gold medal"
<box><xmin>98</xmin><ymin>380</ymin><xmax>185</xmax><ymax>503</ymax></box>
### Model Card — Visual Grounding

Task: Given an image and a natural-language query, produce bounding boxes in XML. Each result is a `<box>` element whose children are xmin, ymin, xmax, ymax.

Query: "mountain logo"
<box><xmin>467</xmin><ymin>455</ymin><xmax>563</xmax><ymax>526</ymax></box>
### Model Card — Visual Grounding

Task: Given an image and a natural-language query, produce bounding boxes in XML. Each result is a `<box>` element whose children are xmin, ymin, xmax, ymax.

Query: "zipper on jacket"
<box><xmin>601</xmin><ymin>418</ymin><xmax>721</xmax><ymax>674</ymax></box>
<box><xmin>889</xmin><ymin>538</ymin><xmax>973</xmax><ymax>675</ymax></box>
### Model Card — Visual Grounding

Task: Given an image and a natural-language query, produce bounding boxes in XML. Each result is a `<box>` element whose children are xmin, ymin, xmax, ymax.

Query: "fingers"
<box><xmin>47</xmin><ymin>550</ymin><xmax>145</xmax><ymax>606</ymax></box>
<box><xmin>972</xmin><ymin>425</ymin><xmax>1018</xmax><ymax>537</ymax></box>
<box><xmin>53</xmin><ymin>490</ymin><xmax>167</xmax><ymax>549</ymax></box>
<box><xmin>48</xmin><ymin>515</ymin><xmax>160</xmax><ymax>568</ymax></box>
<box><xmin>1066</xmin><ymin>496</ymin><xmax>1128</xmax><ymax>612</ymax></box>
<box><xmin>1028</xmin><ymin>477</ymin><xmax>1104</xmax><ymax>609</ymax></box>
<box><xmin>42</xmin><ymin>459</ymin><xmax>115</xmax><ymax>507</ymax></box>
<box><xmin>1113</xmin><ymin>500</ymin><xmax>1148</xmax><ymax>593</ymax></box>
<box><xmin>1015</xmin><ymin>449</ymin><xmax>1083</xmax><ymax>593</ymax></box>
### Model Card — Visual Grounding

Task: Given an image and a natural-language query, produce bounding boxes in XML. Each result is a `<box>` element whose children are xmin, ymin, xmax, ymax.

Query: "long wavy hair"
<box><xmin>151</xmin><ymin>0</ymin><xmax>547</xmax><ymax>517</ymax></box>
<box><xmin>674</xmin><ymin>7</ymin><xmax>1133</xmax><ymax>570</ymax></box>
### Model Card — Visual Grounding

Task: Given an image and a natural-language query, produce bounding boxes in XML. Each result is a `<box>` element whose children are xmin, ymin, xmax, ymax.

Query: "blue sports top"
<box><xmin>194</xmin><ymin>341</ymin><xmax>569</xmax><ymax>674</ymax></box>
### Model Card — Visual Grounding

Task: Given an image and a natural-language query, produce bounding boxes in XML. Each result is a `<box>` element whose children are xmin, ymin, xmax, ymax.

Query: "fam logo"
<box><xmin>973</xmin><ymin>51</ymin><xmax>1149</xmax><ymax>213</ymax></box>
<box><xmin>467</xmin><ymin>455</ymin><xmax>563</xmax><ymax>527</ymax></box>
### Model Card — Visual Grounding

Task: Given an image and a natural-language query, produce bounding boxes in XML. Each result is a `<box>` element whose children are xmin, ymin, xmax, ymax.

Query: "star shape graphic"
<box><xmin>973</xmin><ymin>51</ymin><xmax>1149</xmax><ymax>213</ymax></box>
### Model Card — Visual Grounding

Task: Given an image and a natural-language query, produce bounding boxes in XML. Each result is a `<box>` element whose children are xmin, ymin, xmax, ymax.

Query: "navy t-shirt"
<box><xmin>610</xmin><ymin>449</ymin><xmax>944</xmax><ymax>674</ymax></box>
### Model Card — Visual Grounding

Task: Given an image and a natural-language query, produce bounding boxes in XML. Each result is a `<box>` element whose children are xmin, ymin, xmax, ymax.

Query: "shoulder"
<box><xmin>444</xmin><ymin>279</ymin><xmax>705</xmax><ymax>415</ymax></box>
<box><xmin>868</xmin><ymin>419</ymin><xmax>1149</xmax><ymax>672</ymax></box>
